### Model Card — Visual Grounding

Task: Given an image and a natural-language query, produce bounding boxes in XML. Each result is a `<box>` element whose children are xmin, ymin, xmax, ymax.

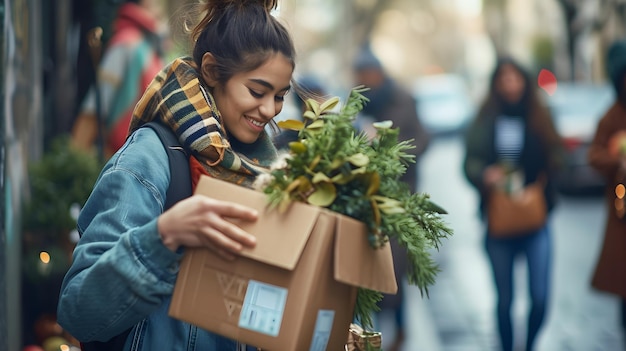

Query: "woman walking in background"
<box><xmin>463</xmin><ymin>57</ymin><xmax>564</xmax><ymax>351</ymax></box>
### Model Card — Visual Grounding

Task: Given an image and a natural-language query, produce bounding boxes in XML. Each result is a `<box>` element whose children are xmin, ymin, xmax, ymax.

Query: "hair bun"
<box><xmin>188</xmin><ymin>0</ymin><xmax>278</xmax><ymax>45</ymax></box>
<box><xmin>208</xmin><ymin>0</ymin><xmax>278</xmax><ymax>12</ymax></box>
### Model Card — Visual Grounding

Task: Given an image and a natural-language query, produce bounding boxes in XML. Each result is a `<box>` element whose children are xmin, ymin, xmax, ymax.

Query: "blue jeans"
<box><xmin>485</xmin><ymin>225</ymin><xmax>551</xmax><ymax>351</ymax></box>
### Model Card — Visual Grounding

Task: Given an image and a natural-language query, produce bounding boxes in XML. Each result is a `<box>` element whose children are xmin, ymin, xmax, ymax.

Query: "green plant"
<box><xmin>259</xmin><ymin>86</ymin><xmax>453</xmax><ymax>328</ymax></box>
<box><xmin>22</xmin><ymin>135</ymin><xmax>102</xmax><ymax>243</ymax></box>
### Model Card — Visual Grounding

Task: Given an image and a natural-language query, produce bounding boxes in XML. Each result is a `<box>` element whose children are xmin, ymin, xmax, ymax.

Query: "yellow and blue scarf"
<box><xmin>128</xmin><ymin>57</ymin><xmax>278</xmax><ymax>188</ymax></box>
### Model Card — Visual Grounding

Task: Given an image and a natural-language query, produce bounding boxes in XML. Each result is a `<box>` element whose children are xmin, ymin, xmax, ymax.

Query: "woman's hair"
<box><xmin>478</xmin><ymin>57</ymin><xmax>562</xmax><ymax>155</ymax></box>
<box><xmin>189</xmin><ymin>0</ymin><xmax>295</xmax><ymax>86</ymax></box>
<box><xmin>488</xmin><ymin>57</ymin><xmax>533</xmax><ymax>109</ymax></box>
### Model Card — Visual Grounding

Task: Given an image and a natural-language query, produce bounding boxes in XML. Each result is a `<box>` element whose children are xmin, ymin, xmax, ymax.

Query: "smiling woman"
<box><xmin>57</xmin><ymin>1</ymin><xmax>298</xmax><ymax>350</ymax></box>
<box><xmin>205</xmin><ymin>53</ymin><xmax>293</xmax><ymax>143</ymax></box>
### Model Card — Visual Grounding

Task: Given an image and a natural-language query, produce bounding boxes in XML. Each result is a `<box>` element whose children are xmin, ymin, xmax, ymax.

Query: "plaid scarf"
<box><xmin>128</xmin><ymin>57</ymin><xmax>277</xmax><ymax>188</ymax></box>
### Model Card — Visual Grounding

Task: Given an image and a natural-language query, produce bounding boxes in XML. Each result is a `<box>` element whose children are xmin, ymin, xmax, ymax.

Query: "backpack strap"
<box><xmin>142</xmin><ymin>121</ymin><xmax>192</xmax><ymax>209</ymax></box>
<box><xmin>80</xmin><ymin>121</ymin><xmax>191</xmax><ymax>351</ymax></box>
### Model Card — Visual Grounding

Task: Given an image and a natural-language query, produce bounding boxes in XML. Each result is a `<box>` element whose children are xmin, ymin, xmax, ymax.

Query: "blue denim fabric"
<box><xmin>57</xmin><ymin>128</ymin><xmax>242</xmax><ymax>351</ymax></box>
<box><xmin>485</xmin><ymin>224</ymin><xmax>552</xmax><ymax>351</ymax></box>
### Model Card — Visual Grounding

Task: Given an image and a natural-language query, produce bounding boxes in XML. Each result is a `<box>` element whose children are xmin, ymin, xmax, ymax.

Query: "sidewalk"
<box><xmin>397</xmin><ymin>234</ymin><xmax>498</xmax><ymax>351</ymax></box>
<box><xmin>384</xmin><ymin>136</ymin><xmax>626</xmax><ymax>351</ymax></box>
<box><xmin>404</xmin><ymin>283</ymin><xmax>444</xmax><ymax>351</ymax></box>
<box><xmin>398</xmin><ymin>218</ymin><xmax>626</xmax><ymax>351</ymax></box>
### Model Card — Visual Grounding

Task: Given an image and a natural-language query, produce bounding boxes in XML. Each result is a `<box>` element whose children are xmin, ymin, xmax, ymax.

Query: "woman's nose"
<box><xmin>259</xmin><ymin>97</ymin><xmax>280</xmax><ymax>119</ymax></box>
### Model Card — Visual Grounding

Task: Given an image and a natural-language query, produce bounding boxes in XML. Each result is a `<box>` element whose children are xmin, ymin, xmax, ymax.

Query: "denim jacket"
<box><xmin>57</xmin><ymin>127</ymin><xmax>244</xmax><ymax>351</ymax></box>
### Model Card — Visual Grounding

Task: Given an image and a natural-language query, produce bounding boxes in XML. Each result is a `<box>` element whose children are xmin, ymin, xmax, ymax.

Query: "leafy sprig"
<box><xmin>259</xmin><ymin>86</ymin><xmax>452</xmax><ymax>329</ymax></box>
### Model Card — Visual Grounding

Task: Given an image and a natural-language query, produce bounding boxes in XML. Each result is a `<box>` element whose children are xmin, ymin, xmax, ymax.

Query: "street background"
<box><xmin>387</xmin><ymin>134</ymin><xmax>625</xmax><ymax>351</ymax></box>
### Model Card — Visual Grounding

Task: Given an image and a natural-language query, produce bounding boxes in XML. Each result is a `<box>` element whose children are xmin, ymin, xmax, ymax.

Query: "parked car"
<box><xmin>412</xmin><ymin>74</ymin><xmax>475</xmax><ymax>136</ymax></box>
<box><xmin>547</xmin><ymin>82</ymin><xmax>615</xmax><ymax>195</ymax></box>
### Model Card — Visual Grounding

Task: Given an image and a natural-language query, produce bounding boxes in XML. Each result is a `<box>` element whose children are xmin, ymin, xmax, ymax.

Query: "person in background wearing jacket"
<box><xmin>353</xmin><ymin>46</ymin><xmax>430</xmax><ymax>351</ymax></box>
<box><xmin>71</xmin><ymin>0</ymin><xmax>165</xmax><ymax>160</ymax></box>
<box><xmin>57</xmin><ymin>0</ymin><xmax>295</xmax><ymax>350</ymax></box>
<box><xmin>587</xmin><ymin>39</ymin><xmax>626</xmax><ymax>348</ymax></box>
<box><xmin>463</xmin><ymin>57</ymin><xmax>564</xmax><ymax>351</ymax></box>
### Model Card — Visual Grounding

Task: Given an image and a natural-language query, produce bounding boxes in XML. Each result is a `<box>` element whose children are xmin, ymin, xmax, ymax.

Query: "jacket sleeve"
<box><xmin>588</xmin><ymin>111</ymin><xmax>621</xmax><ymax>180</ymax></box>
<box><xmin>387</xmin><ymin>90</ymin><xmax>430</xmax><ymax>158</ymax></box>
<box><xmin>57</xmin><ymin>128</ymin><xmax>184</xmax><ymax>342</ymax></box>
<box><xmin>462</xmin><ymin>119</ymin><xmax>489</xmax><ymax>193</ymax></box>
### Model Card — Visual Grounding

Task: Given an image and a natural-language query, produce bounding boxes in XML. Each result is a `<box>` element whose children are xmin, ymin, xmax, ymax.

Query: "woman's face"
<box><xmin>212</xmin><ymin>54</ymin><xmax>293</xmax><ymax>143</ymax></box>
<box><xmin>495</xmin><ymin>63</ymin><xmax>526</xmax><ymax>103</ymax></box>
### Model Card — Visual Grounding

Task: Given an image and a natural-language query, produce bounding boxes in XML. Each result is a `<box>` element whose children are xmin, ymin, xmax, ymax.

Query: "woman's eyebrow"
<box><xmin>248</xmin><ymin>78</ymin><xmax>291</xmax><ymax>92</ymax></box>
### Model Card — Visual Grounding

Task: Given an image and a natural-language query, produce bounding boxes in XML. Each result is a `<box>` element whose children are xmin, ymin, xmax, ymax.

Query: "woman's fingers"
<box><xmin>158</xmin><ymin>195</ymin><xmax>258</xmax><ymax>255</ymax></box>
<box><xmin>202</xmin><ymin>239</ymin><xmax>237</xmax><ymax>261</ymax></box>
<box><xmin>201</xmin><ymin>214</ymin><xmax>256</xmax><ymax>252</ymax></box>
<box><xmin>206</xmin><ymin>211</ymin><xmax>257</xmax><ymax>248</ymax></box>
<box><xmin>210</xmin><ymin>200</ymin><xmax>259</xmax><ymax>222</ymax></box>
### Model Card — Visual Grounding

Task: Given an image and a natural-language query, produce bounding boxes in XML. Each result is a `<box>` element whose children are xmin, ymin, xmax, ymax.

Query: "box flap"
<box><xmin>194</xmin><ymin>175</ymin><xmax>321</xmax><ymax>271</ymax></box>
<box><xmin>333</xmin><ymin>213</ymin><xmax>398</xmax><ymax>294</ymax></box>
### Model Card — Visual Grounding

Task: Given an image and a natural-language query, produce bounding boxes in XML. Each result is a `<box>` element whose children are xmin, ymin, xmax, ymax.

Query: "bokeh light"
<box><xmin>616</xmin><ymin>183</ymin><xmax>625</xmax><ymax>199</ymax></box>
<box><xmin>537</xmin><ymin>69</ymin><xmax>558</xmax><ymax>96</ymax></box>
<box><xmin>39</xmin><ymin>251</ymin><xmax>51</xmax><ymax>264</ymax></box>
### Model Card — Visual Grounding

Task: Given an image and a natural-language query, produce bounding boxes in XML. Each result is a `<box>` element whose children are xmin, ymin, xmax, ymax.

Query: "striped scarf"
<box><xmin>128</xmin><ymin>57</ymin><xmax>277</xmax><ymax>188</ymax></box>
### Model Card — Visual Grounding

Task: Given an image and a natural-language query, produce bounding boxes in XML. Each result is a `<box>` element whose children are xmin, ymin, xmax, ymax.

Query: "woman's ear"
<box><xmin>200</xmin><ymin>52</ymin><xmax>218</xmax><ymax>87</ymax></box>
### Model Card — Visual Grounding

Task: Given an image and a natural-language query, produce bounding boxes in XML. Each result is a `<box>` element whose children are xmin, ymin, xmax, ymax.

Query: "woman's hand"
<box><xmin>483</xmin><ymin>165</ymin><xmax>506</xmax><ymax>188</ymax></box>
<box><xmin>157</xmin><ymin>195</ymin><xmax>258</xmax><ymax>260</ymax></box>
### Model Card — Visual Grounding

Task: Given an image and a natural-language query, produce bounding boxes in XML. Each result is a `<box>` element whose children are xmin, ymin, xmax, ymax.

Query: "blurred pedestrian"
<box><xmin>462</xmin><ymin>57</ymin><xmax>564</xmax><ymax>351</ymax></box>
<box><xmin>71</xmin><ymin>0</ymin><xmax>165</xmax><ymax>160</ymax></box>
<box><xmin>57</xmin><ymin>0</ymin><xmax>296</xmax><ymax>350</ymax></box>
<box><xmin>587</xmin><ymin>39</ymin><xmax>626</xmax><ymax>345</ymax></box>
<box><xmin>354</xmin><ymin>46</ymin><xmax>430</xmax><ymax>204</ymax></box>
<box><xmin>353</xmin><ymin>46</ymin><xmax>430</xmax><ymax>351</ymax></box>
<box><xmin>273</xmin><ymin>75</ymin><xmax>326</xmax><ymax>151</ymax></box>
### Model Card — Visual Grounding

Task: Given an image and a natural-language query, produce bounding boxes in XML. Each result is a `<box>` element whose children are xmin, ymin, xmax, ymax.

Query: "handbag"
<box><xmin>487</xmin><ymin>180</ymin><xmax>547</xmax><ymax>237</ymax></box>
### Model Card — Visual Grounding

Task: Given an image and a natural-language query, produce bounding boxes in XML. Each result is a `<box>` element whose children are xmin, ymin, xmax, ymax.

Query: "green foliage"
<box><xmin>354</xmin><ymin>288</ymin><xmax>383</xmax><ymax>330</ymax></box>
<box><xmin>262</xmin><ymin>86</ymin><xmax>453</xmax><ymax>329</ymax></box>
<box><xmin>23</xmin><ymin>135</ymin><xmax>102</xmax><ymax>241</ymax></box>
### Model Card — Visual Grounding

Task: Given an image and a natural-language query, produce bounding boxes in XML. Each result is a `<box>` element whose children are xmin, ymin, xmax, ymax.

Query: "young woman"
<box><xmin>463</xmin><ymin>57</ymin><xmax>564</xmax><ymax>351</ymax></box>
<box><xmin>57</xmin><ymin>1</ymin><xmax>295</xmax><ymax>350</ymax></box>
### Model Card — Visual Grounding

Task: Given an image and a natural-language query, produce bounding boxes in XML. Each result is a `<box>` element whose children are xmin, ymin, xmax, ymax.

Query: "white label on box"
<box><xmin>238</xmin><ymin>280</ymin><xmax>288</xmax><ymax>337</ymax></box>
<box><xmin>308</xmin><ymin>310</ymin><xmax>335</xmax><ymax>351</ymax></box>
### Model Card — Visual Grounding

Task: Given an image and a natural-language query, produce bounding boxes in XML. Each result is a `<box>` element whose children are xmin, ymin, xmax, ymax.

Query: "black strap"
<box><xmin>80</xmin><ymin>121</ymin><xmax>191</xmax><ymax>351</ymax></box>
<box><xmin>142</xmin><ymin>121</ymin><xmax>192</xmax><ymax>209</ymax></box>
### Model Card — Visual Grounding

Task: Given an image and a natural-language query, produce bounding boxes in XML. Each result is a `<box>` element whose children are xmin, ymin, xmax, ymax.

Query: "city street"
<box><xmin>385</xmin><ymin>135</ymin><xmax>625</xmax><ymax>351</ymax></box>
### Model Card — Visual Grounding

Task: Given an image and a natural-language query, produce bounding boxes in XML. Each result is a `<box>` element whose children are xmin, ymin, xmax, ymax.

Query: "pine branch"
<box><xmin>260</xmin><ymin>86</ymin><xmax>454</xmax><ymax>330</ymax></box>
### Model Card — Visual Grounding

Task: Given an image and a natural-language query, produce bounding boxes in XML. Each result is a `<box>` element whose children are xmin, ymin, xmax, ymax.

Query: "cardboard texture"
<box><xmin>169</xmin><ymin>175</ymin><xmax>397</xmax><ymax>351</ymax></box>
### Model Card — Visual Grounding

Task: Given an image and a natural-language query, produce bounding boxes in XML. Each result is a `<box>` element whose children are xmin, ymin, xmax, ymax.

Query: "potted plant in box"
<box><xmin>255</xmin><ymin>86</ymin><xmax>453</xmax><ymax>346</ymax></box>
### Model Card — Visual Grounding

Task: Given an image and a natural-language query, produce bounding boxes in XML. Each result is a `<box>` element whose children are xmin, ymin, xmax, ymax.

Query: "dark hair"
<box><xmin>190</xmin><ymin>0</ymin><xmax>295</xmax><ymax>86</ymax></box>
<box><xmin>292</xmin><ymin>75</ymin><xmax>326</xmax><ymax>111</ymax></box>
<box><xmin>478</xmin><ymin>56</ymin><xmax>561</xmax><ymax>155</ymax></box>
<box><xmin>488</xmin><ymin>57</ymin><xmax>533</xmax><ymax>108</ymax></box>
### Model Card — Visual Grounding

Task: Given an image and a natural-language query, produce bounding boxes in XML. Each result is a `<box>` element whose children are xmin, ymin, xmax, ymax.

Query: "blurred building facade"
<box><xmin>1</xmin><ymin>0</ymin><xmax>43</xmax><ymax>350</ymax></box>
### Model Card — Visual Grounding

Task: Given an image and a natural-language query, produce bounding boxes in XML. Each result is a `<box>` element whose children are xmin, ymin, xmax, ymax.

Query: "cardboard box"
<box><xmin>169</xmin><ymin>175</ymin><xmax>397</xmax><ymax>351</ymax></box>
